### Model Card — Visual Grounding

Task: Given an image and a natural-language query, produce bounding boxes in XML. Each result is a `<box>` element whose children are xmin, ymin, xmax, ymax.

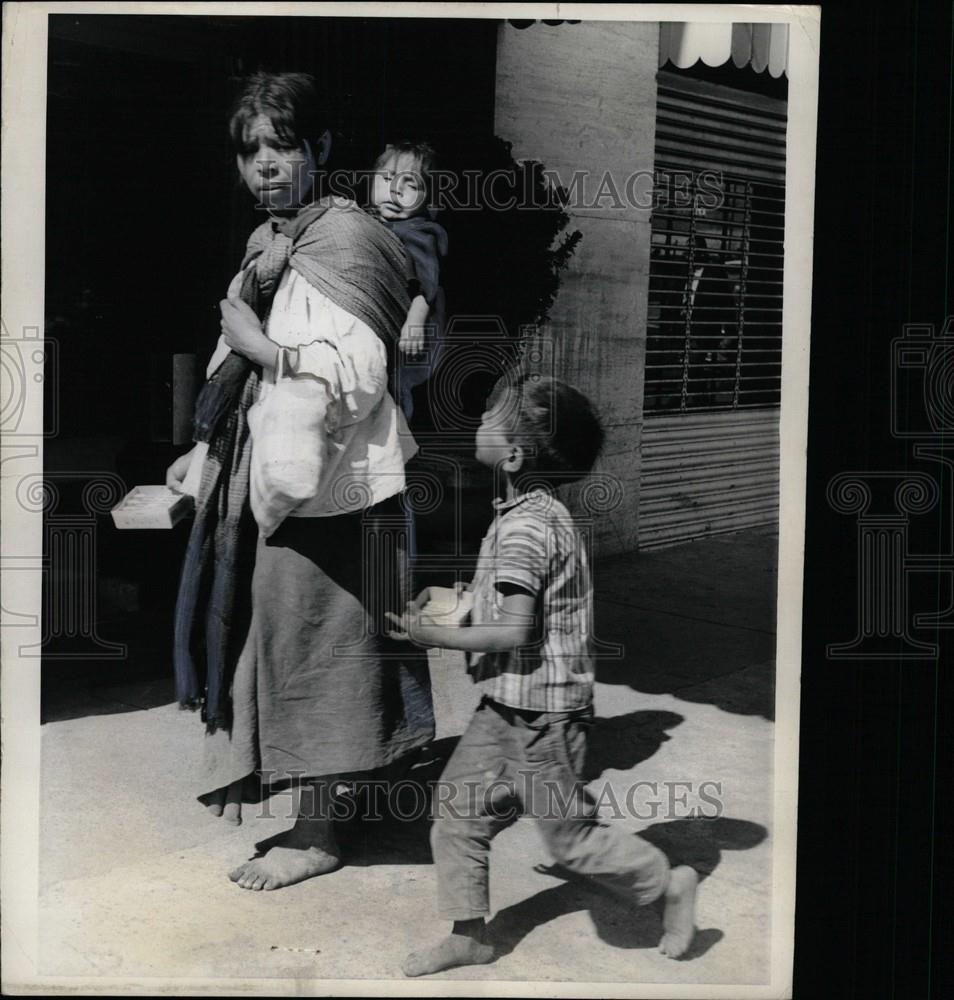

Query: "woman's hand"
<box><xmin>220</xmin><ymin>296</ymin><xmax>278</xmax><ymax>369</ymax></box>
<box><xmin>166</xmin><ymin>448</ymin><xmax>195</xmax><ymax>492</ymax></box>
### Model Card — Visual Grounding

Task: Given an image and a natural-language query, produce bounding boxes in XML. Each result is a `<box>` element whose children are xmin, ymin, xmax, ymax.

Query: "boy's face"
<box><xmin>372</xmin><ymin>153</ymin><xmax>426</xmax><ymax>221</ymax></box>
<box><xmin>236</xmin><ymin>115</ymin><xmax>316</xmax><ymax>211</ymax></box>
<box><xmin>475</xmin><ymin>398</ymin><xmax>519</xmax><ymax>469</ymax></box>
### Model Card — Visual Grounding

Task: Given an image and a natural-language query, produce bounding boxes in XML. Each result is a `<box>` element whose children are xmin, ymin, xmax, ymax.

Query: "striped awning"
<box><xmin>659</xmin><ymin>23</ymin><xmax>789</xmax><ymax>78</ymax></box>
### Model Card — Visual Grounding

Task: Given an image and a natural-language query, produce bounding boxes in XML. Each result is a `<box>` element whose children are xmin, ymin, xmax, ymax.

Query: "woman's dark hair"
<box><xmin>229</xmin><ymin>72</ymin><xmax>328</xmax><ymax>152</ymax></box>
<box><xmin>490</xmin><ymin>374</ymin><xmax>605</xmax><ymax>489</ymax></box>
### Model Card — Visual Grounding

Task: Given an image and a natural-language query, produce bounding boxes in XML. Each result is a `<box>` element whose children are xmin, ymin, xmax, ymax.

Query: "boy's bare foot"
<box><xmin>659</xmin><ymin>865</ymin><xmax>698</xmax><ymax>958</ymax></box>
<box><xmin>403</xmin><ymin>933</ymin><xmax>495</xmax><ymax>977</ymax></box>
<box><xmin>229</xmin><ymin>819</ymin><xmax>341</xmax><ymax>891</ymax></box>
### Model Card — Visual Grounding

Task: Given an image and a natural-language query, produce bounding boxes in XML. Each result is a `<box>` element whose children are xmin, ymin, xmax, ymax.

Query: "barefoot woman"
<box><xmin>167</xmin><ymin>72</ymin><xmax>434</xmax><ymax>889</ymax></box>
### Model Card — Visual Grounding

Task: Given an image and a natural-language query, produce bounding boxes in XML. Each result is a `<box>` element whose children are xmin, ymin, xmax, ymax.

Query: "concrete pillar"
<box><xmin>494</xmin><ymin>20</ymin><xmax>658</xmax><ymax>556</ymax></box>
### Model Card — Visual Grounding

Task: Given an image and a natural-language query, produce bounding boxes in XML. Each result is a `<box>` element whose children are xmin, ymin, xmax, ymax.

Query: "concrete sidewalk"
<box><xmin>38</xmin><ymin>529</ymin><xmax>779</xmax><ymax>988</ymax></box>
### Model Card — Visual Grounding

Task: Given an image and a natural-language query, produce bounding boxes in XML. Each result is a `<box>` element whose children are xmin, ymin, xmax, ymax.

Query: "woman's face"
<box><xmin>236</xmin><ymin>114</ymin><xmax>316</xmax><ymax>211</ymax></box>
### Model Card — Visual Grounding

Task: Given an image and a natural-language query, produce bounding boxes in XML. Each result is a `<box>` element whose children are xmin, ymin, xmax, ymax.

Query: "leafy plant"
<box><xmin>440</xmin><ymin>136</ymin><xmax>581</xmax><ymax>333</ymax></box>
<box><xmin>420</xmin><ymin>136</ymin><xmax>582</xmax><ymax>426</ymax></box>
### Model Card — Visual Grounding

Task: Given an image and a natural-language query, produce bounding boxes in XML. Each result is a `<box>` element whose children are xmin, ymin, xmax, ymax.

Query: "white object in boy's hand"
<box><xmin>420</xmin><ymin>584</ymin><xmax>473</xmax><ymax>626</ymax></box>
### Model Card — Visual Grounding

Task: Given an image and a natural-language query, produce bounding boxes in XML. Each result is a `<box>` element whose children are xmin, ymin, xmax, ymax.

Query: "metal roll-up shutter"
<box><xmin>639</xmin><ymin>70</ymin><xmax>786</xmax><ymax>549</ymax></box>
<box><xmin>639</xmin><ymin>409</ymin><xmax>779</xmax><ymax>549</ymax></box>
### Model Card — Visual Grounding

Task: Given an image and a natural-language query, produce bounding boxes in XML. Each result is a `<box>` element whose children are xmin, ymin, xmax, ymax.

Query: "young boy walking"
<box><xmin>386</xmin><ymin>375</ymin><xmax>698</xmax><ymax>976</ymax></box>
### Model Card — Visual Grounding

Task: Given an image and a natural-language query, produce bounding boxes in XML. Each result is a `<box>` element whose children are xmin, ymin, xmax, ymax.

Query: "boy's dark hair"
<box><xmin>492</xmin><ymin>374</ymin><xmax>604</xmax><ymax>489</ymax></box>
<box><xmin>229</xmin><ymin>72</ymin><xmax>328</xmax><ymax>152</ymax></box>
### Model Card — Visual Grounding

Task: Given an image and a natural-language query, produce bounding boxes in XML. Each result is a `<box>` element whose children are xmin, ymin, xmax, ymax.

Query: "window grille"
<box><xmin>645</xmin><ymin>72</ymin><xmax>787</xmax><ymax>414</ymax></box>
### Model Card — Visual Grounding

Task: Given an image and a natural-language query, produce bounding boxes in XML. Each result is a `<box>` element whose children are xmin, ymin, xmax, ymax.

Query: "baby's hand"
<box><xmin>399</xmin><ymin>320</ymin><xmax>425</xmax><ymax>357</ymax></box>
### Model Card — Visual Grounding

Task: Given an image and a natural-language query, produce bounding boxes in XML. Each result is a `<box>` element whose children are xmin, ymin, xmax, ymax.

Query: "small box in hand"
<box><xmin>111</xmin><ymin>486</ymin><xmax>194</xmax><ymax>530</ymax></box>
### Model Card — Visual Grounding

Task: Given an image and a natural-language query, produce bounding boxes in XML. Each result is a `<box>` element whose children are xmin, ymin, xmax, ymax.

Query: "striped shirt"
<box><xmin>467</xmin><ymin>488</ymin><xmax>595</xmax><ymax>712</ymax></box>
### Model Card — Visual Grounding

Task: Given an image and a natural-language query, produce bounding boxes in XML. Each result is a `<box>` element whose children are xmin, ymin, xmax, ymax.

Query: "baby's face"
<box><xmin>372</xmin><ymin>153</ymin><xmax>426</xmax><ymax>221</ymax></box>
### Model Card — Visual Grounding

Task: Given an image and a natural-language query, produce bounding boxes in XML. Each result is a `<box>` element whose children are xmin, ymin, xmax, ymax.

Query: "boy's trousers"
<box><xmin>432</xmin><ymin>697</ymin><xmax>670</xmax><ymax>921</ymax></box>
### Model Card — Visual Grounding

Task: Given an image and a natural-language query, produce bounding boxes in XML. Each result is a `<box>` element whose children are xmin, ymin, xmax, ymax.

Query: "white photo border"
<box><xmin>1</xmin><ymin>4</ymin><xmax>819</xmax><ymax>996</ymax></box>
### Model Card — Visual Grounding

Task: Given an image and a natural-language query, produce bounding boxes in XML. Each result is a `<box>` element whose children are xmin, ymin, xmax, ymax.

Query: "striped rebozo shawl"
<box><xmin>173</xmin><ymin>198</ymin><xmax>411</xmax><ymax>731</ymax></box>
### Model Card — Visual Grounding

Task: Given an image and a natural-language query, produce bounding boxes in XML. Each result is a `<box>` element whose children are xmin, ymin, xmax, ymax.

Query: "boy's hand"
<box><xmin>399</xmin><ymin>320</ymin><xmax>425</xmax><ymax>357</ymax></box>
<box><xmin>408</xmin><ymin>587</ymin><xmax>431</xmax><ymax>612</ymax></box>
<box><xmin>385</xmin><ymin>588</ymin><xmax>442</xmax><ymax>644</ymax></box>
<box><xmin>220</xmin><ymin>296</ymin><xmax>277</xmax><ymax>369</ymax></box>
<box><xmin>385</xmin><ymin>606</ymin><xmax>424</xmax><ymax>644</ymax></box>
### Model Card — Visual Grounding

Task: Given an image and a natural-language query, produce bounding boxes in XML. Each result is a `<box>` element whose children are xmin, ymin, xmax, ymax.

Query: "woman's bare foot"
<box><xmin>658</xmin><ymin>865</ymin><xmax>698</xmax><ymax>958</ymax></box>
<box><xmin>204</xmin><ymin>786</ymin><xmax>225</xmax><ymax>817</ymax></box>
<box><xmin>403</xmin><ymin>928</ymin><xmax>494</xmax><ymax>977</ymax></box>
<box><xmin>202</xmin><ymin>780</ymin><xmax>243</xmax><ymax>825</ymax></box>
<box><xmin>229</xmin><ymin>818</ymin><xmax>341</xmax><ymax>891</ymax></box>
<box><xmin>222</xmin><ymin>781</ymin><xmax>243</xmax><ymax>825</ymax></box>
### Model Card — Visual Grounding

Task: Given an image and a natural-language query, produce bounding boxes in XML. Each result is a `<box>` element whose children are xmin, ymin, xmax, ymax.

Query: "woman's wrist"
<box><xmin>253</xmin><ymin>341</ymin><xmax>280</xmax><ymax>370</ymax></box>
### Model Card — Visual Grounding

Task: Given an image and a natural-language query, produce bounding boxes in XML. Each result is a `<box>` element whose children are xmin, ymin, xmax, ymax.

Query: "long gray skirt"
<box><xmin>197</xmin><ymin>495</ymin><xmax>434</xmax><ymax>799</ymax></box>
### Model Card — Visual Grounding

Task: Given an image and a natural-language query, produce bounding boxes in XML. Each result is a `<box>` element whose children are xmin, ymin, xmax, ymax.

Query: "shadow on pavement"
<box><xmin>594</xmin><ymin>600</ymin><xmax>777</xmax><ymax>721</ymax></box>
<box><xmin>584</xmin><ymin>710</ymin><xmax>685</xmax><ymax>780</ymax></box>
<box><xmin>637</xmin><ymin>816</ymin><xmax>768</xmax><ymax>879</ymax></box>
<box><xmin>591</xmin><ymin>531</ymin><xmax>778</xmax><ymax>722</ymax></box>
<box><xmin>334</xmin><ymin>737</ymin><xmax>457</xmax><ymax>867</ymax></box>
<box><xmin>41</xmin><ymin>652</ymin><xmax>176</xmax><ymax>724</ymax></box>
<box><xmin>487</xmin><ymin>874</ymin><xmax>723</xmax><ymax>961</ymax></box>
<box><xmin>499</xmin><ymin>815</ymin><xmax>765</xmax><ymax>962</ymax></box>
